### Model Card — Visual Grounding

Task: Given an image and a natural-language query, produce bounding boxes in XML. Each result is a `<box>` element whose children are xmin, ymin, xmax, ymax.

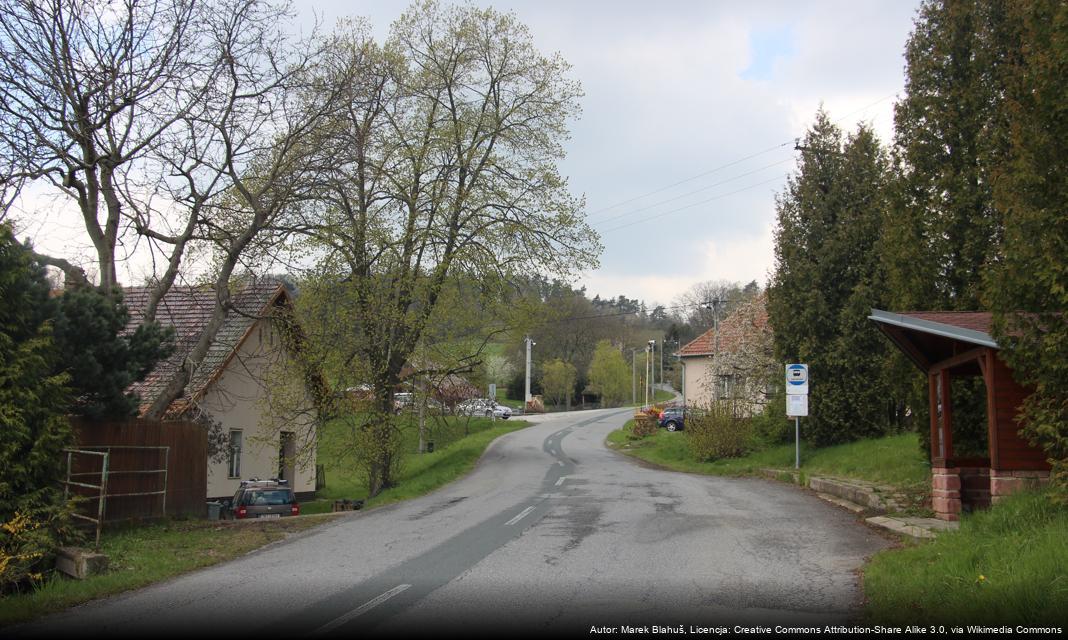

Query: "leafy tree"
<box><xmin>885</xmin><ymin>0</ymin><xmax>1014</xmax><ymax>311</ymax></box>
<box><xmin>768</xmin><ymin>112</ymin><xmax>897</xmax><ymax>446</ymax></box>
<box><xmin>540</xmin><ymin>359</ymin><xmax>577</xmax><ymax>409</ymax></box>
<box><xmin>0</xmin><ymin>224</ymin><xmax>74</xmax><ymax>592</ymax></box>
<box><xmin>482</xmin><ymin>354</ymin><xmax>516</xmax><ymax>388</ymax></box>
<box><xmin>287</xmin><ymin>4</ymin><xmax>597</xmax><ymax>496</ymax></box>
<box><xmin>586</xmin><ymin>340</ymin><xmax>630</xmax><ymax>407</ymax></box>
<box><xmin>884</xmin><ymin>0</ymin><xmax>1019</xmax><ymax>454</ymax></box>
<box><xmin>52</xmin><ymin>287</ymin><xmax>174</xmax><ymax>419</ymax></box>
<box><xmin>985</xmin><ymin>0</ymin><xmax>1068</xmax><ymax>495</ymax></box>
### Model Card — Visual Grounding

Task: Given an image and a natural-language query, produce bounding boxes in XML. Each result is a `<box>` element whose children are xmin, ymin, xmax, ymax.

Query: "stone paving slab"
<box><xmin>866</xmin><ymin>515</ymin><xmax>958</xmax><ymax>539</ymax></box>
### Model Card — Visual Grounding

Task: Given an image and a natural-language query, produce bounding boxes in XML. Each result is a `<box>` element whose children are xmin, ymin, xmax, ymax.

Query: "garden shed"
<box><xmin>869</xmin><ymin>309</ymin><xmax>1050</xmax><ymax>521</ymax></box>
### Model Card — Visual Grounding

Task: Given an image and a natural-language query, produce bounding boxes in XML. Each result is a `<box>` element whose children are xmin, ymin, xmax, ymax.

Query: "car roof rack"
<box><xmin>239</xmin><ymin>478</ymin><xmax>289</xmax><ymax>488</ymax></box>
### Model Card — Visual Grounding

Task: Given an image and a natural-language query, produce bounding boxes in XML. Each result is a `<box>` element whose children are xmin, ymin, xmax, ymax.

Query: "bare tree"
<box><xmin>0</xmin><ymin>0</ymin><xmax>338</xmax><ymax>418</ymax></box>
<box><xmin>0</xmin><ymin>0</ymin><xmax>204</xmax><ymax>290</ymax></box>
<box><xmin>139</xmin><ymin>1</ymin><xmax>338</xmax><ymax>418</ymax></box>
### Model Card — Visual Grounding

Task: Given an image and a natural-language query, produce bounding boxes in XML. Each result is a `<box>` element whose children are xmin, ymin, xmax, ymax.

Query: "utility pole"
<box><xmin>702</xmin><ymin>299</ymin><xmax>722</xmax><ymax>400</ymax></box>
<box><xmin>524</xmin><ymin>336</ymin><xmax>535</xmax><ymax>405</ymax></box>
<box><xmin>659</xmin><ymin>338</ymin><xmax>663</xmax><ymax>390</ymax></box>
<box><xmin>646</xmin><ymin>340</ymin><xmax>654</xmax><ymax>406</ymax></box>
<box><xmin>631</xmin><ymin>349</ymin><xmax>637</xmax><ymax>405</ymax></box>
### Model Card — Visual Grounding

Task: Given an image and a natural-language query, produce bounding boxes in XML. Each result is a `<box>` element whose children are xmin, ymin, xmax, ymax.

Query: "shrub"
<box><xmin>686</xmin><ymin>400</ymin><xmax>754</xmax><ymax>460</ymax></box>
<box><xmin>0</xmin><ymin>224</ymin><xmax>77</xmax><ymax>592</ymax></box>
<box><xmin>751</xmin><ymin>395</ymin><xmax>791</xmax><ymax>446</ymax></box>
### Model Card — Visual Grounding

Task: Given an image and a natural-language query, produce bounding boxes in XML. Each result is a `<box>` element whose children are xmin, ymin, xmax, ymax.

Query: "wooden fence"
<box><xmin>69</xmin><ymin>418</ymin><xmax>208</xmax><ymax>521</ymax></box>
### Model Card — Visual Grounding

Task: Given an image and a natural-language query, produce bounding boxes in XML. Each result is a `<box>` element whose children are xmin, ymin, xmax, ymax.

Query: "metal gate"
<box><xmin>62</xmin><ymin>446</ymin><xmax>170</xmax><ymax>547</ymax></box>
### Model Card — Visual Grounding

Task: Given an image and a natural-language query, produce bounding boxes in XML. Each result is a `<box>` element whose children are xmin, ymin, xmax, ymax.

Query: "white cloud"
<box><xmin>580</xmin><ymin>223</ymin><xmax>775</xmax><ymax>305</ymax></box>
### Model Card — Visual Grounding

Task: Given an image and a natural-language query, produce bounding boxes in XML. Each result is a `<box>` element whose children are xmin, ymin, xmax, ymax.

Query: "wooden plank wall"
<box><xmin>988</xmin><ymin>355</ymin><xmax>1049</xmax><ymax>471</ymax></box>
<box><xmin>69</xmin><ymin>418</ymin><xmax>208</xmax><ymax>520</ymax></box>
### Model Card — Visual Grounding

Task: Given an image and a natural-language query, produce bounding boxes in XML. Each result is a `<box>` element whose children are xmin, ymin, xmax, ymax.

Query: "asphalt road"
<box><xmin>11</xmin><ymin>408</ymin><xmax>890</xmax><ymax>638</ymax></box>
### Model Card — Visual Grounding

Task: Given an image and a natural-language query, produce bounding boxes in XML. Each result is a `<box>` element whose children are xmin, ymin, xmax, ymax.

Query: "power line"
<box><xmin>589</xmin><ymin>156</ymin><xmax>794</xmax><ymax>228</ymax></box>
<box><xmin>583</xmin><ymin>92</ymin><xmax>899</xmax><ymax>230</ymax></box>
<box><xmin>599</xmin><ymin>173</ymin><xmax>787</xmax><ymax>234</ymax></box>
<box><xmin>585</xmin><ymin>140</ymin><xmax>793</xmax><ymax>218</ymax></box>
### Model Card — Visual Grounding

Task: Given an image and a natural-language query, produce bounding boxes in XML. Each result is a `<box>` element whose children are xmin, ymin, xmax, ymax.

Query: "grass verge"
<box><xmin>0</xmin><ymin>515</ymin><xmax>340</xmax><ymax>628</ymax></box>
<box><xmin>863</xmin><ymin>489</ymin><xmax>1068</xmax><ymax>625</ymax></box>
<box><xmin>607</xmin><ymin>421</ymin><xmax>930</xmax><ymax>490</ymax></box>
<box><xmin>302</xmin><ymin>416</ymin><xmax>529</xmax><ymax>514</ymax></box>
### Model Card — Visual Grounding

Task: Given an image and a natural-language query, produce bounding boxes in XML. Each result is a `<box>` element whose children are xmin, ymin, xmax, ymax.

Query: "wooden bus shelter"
<box><xmin>869</xmin><ymin>310</ymin><xmax>1050</xmax><ymax>521</ymax></box>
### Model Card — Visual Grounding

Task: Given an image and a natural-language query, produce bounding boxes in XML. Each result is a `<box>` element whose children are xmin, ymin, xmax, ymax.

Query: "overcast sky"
<box><xmin>19</xmin><ymin>0</ymin><xmax>922</xmax><ymax>307</ymax></box>
<box><xmin>312</xmin><ymin>0</ymin><xmax>923</xmax><ymax>306</ymax></box>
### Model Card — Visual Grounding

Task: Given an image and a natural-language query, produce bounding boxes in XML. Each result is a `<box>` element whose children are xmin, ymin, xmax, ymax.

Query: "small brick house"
<box><xmin>869</xmin><ymin>309</ymin><xmax>1050</xmax><ymax>521</ymax></box>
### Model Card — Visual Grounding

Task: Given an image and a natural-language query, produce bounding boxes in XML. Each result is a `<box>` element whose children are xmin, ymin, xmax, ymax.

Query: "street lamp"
<box><xmin>646</xmin><ymin>339</ymin><xmax>655</xmax><ymax>406</ymax></box>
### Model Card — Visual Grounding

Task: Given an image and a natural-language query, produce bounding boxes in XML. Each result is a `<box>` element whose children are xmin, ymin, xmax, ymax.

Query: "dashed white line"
<box><xmin>555</xmin><ymin>476</ymin><xmax>568</xmax><ymax>486</ymax></box>
<box><xmin>312</xmin><ymin>584</ymin><xmax>412</xmax><ymax>635</ymax></box>
<box><xmin>504</xmin><ymin>505</ymin><xmax>536</xmax><ymax>526</ymax></box>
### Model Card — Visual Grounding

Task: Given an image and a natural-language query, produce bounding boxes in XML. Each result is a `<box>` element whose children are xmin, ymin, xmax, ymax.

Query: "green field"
<box><xmin>607</xmin><ymin>422</ymin><xmax>930</xmax><ymax>491</ymax></box>
<box><xmin>302</xmin><ymin>413</ymin><xmax>529</xmax><ymax>513</ymax></box>
<box><xmin>0</xmin><ymin>516</ymin><xmax>339</xmax><ymax>628</ymax></box>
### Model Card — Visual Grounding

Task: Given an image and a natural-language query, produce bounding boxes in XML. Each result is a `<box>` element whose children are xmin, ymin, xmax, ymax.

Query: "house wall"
<box><xmin>197</xmin><ymin>318</ymin><xmax>318</xmax><ymax>499</ymax></box>
<box><xmin>682</xmin><ymin>356</ymin><xmax>714</xmax><ymax>407</ymax></box>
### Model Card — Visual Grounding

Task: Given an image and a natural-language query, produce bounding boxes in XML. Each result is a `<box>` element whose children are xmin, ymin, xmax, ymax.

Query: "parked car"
<box><xmin>457</xmin><ymin>398</ymin><xmax>511</xmax><ymax>419</ymax></box>
<box><xmin>224</xmin><ymin>479</ymin><xmax>300</xmax><ymax>519</ymax></box>
<box><xmin>658</xmin><ymin>406</ymin><xmax>685</xmax><ymax>431</ymax></box>
<box><xmin>393</xmin><ymin>392</ymin><xmax>414</xmax><ymax>413</ymax></box>
<box><xmin>394</xmin><ymin>392</ymin><xmax>445</xmax><ymax>414</ymax></box>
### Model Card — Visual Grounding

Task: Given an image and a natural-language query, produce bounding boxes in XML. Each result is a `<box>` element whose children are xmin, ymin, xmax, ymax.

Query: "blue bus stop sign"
<box><xmin>786</xmin><ymin>363</ymin><xmax>808</xmax><ymax>395</ymax></box>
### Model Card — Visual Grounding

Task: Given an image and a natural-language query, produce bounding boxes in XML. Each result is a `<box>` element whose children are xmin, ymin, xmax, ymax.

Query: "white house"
<box><xmin>678</xmin><ymin>293</ymin><xmax>773</xmax><ymax>413</ymax></box>
<box><xmin>124</xmin><ymin>280</ymin><xmax>319</xmax><ymax>500</ymax></box>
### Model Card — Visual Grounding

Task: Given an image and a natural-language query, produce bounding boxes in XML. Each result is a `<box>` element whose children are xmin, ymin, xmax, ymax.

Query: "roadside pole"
<box><xmin>631</xmin><ymin>349</ymin><xmax>637</xmax><ymax>405</ymax></box>
<box><xmin>785</xmin><ymin>364</ymin><xmax>809</xmax><ymax>470</ymax></box>
<box><xmin>524</xmin><ymin>336</ymin><xmax>535</xmax><ymax>406</ymax></box>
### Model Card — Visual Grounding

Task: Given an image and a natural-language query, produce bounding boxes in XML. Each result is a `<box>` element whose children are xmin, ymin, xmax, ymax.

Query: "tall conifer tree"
<box><xmin>769</xmin><ymin>112</ymin><xmax>895</xmax><ymax>446</ymax></box>
<box><xmin>986</xmin><ymin>0</ymin><xmax>1068</xmax><ymax>494</ymax></box>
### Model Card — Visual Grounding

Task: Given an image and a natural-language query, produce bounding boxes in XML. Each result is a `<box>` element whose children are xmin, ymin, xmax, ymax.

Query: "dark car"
<box><xmin>658</xmin><ymin>407</ymin><xmax>685</xmax><ymax>431</ymax></box>
<box><xmin>225</xmin><ymin>479</ymin><xmax>300</xmax><ymax>519</ymax></box>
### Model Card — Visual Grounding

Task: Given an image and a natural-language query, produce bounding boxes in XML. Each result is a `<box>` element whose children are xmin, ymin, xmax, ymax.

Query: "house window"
<box><xmin>228</xmin><ymin>430</ymin><xmax>243</xmax><ymax>478</ymax></box>
<box><xmin>718</xmin><ymin>375</ymin><xmax>734</xmax><ymax>399</ymax></box>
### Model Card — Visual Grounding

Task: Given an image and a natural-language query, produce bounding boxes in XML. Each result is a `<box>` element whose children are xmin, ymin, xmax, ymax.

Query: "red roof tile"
<box><xmin>123</xmin><ymin>280</ymin><xmax>287</xmax><ymax>416</ymax></box>
<box><xmin>895</xmin><ymin>311</ymin><xmax>993</xmax><ymax>336</ymax></box>
<box><xmin>680</xmin><ymin>294</ymin><xmax>769</xmax><ymax>357</ymax></box>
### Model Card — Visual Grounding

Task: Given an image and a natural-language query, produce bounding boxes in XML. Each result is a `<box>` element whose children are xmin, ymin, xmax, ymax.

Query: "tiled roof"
<box><xmin>680</xmin><ymin>293</ymin><xmax>769</xmax><ymax>357</ymax></box>
<box><xmin>123</xmin><ymin>280</ymin><xmax>286</xmax><ymax>416</ymax></box>
<box><xmin>895</xmin><ymin>311</ymin><xmax>993</xmax><ymax>336</ymax></box>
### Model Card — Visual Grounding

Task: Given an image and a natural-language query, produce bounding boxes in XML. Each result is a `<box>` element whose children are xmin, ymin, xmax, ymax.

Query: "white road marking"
<box><xmin>557</xmin><ymin>461</ymin><xmax>565</xmax><ymax>467</ymax></box>
<box><xmin>555</xmin><ymin>476</ymin><xmax>568</xmax><ymax>486</ymax></box>
<box><xmin>504</xmin><ymin>505</ymin><xmax>536</xmax><ymax>526</ymax></box>
<box><xmin>312</xmin><ymin>584</ymin><xmax>412</xmax><ymax>635</ymax></box>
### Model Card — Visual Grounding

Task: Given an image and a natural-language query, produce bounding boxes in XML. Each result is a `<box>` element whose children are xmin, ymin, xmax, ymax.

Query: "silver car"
<box><xmin>457</xmin><ymin>398</ymin><xmax>511</xmax><ymax>419</ymax></box>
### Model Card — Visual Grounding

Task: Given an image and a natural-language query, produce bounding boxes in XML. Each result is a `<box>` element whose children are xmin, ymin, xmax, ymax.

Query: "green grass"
<box><xmin>302</xmin><ymin>413</ymin><xmax>529</xmax><ymax>514</ymax></box>
<box><xmin>0</xmin><ymin>515</ymin><xmax>339</xmax><ymax>628</ymax></box>
<box><xmin>864</xmin><ymin>489</ymin><xmax>1068</xmax><ymax>625</ymax></box>
<box><xmin>495</xmin><ymin>388</ymin><xmax>524</xmax><ymax>409</ymax></box>
<box><xmin>653</xmin><ymin>388</ymin><xmax>675</xmax><ymax>402</ymax></box>
<box><xmin>607</xmin><ymin>421</ymin><xmax>930</xmax><ymax>489</ymax></box>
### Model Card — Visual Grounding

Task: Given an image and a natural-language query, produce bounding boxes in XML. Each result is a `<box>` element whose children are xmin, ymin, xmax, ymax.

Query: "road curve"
<box><xmin>10</xmin><ymin>408</ymin><xmax>889</xmax><ymax>638</ymax></box>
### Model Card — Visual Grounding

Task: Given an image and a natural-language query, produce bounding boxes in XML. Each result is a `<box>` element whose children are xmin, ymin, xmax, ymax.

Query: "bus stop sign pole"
<box><xmin>786</xmin><ymin>364</ymin><xmax>809</xmax><ymax>470</ymax></box>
